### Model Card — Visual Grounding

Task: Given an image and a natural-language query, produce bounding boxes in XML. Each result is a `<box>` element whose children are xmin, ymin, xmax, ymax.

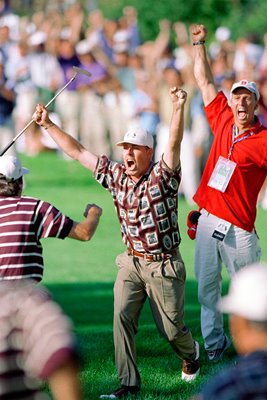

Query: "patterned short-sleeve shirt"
<box><xmin>94</xmin><ymin>155</ymin><xmax>181</xmax><ymax>254</ymax></box>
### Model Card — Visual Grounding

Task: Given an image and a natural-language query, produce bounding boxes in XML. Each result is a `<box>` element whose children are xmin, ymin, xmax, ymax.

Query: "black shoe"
<box><xmin>99</xmin><ymin>385</ymin><xmax>140</xmax><ymax>399</ymax></box>
<box><xmin>206</xmin><ymin>335</ymin><xmax>231</xmax><ymax>363</ymax></box>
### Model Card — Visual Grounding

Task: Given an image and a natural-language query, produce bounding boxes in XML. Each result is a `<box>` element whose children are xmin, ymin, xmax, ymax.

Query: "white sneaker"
<box><xmin>181</xmin><ymin>341</ymin><xmax>200</xmax><ymax>382</ymax></box>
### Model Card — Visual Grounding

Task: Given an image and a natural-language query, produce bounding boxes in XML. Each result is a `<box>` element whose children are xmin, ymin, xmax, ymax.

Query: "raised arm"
<box><xmin>68</xmin><ymin>203</ymin><xmax>102</xmax><ymax>241</ymax></box>
<box><xmin>163</xmin><ymin>86</ymin><xmax>187</xmax><ymax>170</ymax></box>
<box><xmin>191</xmin><ymin>24</ymin><xmax>217</xmax><ymax>106</ymax></box>
<box><xmin>33</xmin><ymin>104</ymin><xmax>98</xmax><ymax>172</ymax></box>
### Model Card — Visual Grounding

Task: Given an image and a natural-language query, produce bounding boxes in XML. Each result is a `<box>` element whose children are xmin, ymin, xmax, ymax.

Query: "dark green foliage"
<box><xmin>10</xmin><ymin>0</ymin><xmax>267</xmax><ymax>44</ymax></box>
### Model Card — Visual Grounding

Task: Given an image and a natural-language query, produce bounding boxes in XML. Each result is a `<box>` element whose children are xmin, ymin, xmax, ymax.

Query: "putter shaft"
<box><xmin>0</xmin><ymin>74</ymin><xmax>78</xmax><ymax>156</ymax></box>
<box><xmin>0</xmin><ymin>66</ymin><xmax>92</xmax><ymax>156</ymax></box>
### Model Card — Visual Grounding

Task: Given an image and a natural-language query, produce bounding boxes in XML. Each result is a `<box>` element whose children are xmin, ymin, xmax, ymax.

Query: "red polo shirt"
<box><xmin>193</xmin><ymin>91</ymin><xmax>267</xmax><ymax>232</ymax></box>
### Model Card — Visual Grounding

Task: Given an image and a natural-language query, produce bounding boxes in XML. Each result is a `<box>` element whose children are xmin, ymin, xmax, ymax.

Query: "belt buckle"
<box><xmin>143</xmin><ymin>252</ymin><xmax>164</xmax><ymax>262</ymax></box>
<box><xmin>145</xmin><ymin>253</ymin><xmax>163</xmax><ymax>262</ymax></box>
<box><xmin>154</xmin><ymin>253</ymin><xmax>163</xmax><ymax>261</ymax></box>
<box><xmin>144</xmin><ymin>253</ymin><xmax>151</xmax><ymax>262</ymax></box>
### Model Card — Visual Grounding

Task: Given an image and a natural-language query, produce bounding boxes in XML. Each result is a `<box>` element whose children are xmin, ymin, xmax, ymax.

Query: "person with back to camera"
<box><xmin>192</xmin><ymin>263</ymin><xmax>267</xmax><ymax>399</ymax></box>
<box><xmin>0</xmin><ymin>154</ymin><xmax>102</xmax><ymax>281</ymax></box>
<box><xmin>33</xmin><ymin>86</ymin><xmax>200</xmax><ymax>399</ymax></box>
<box><xmin>0</xmin><ymin>155</ymin><xmax>102</xmax><ymax>398</ymax></box>
<box><xmin>0</xmin><ymin>280</ymin><xmax>83</xmax><ymax>399</ymax></box>
<box><xmin>189</xmin><ymin>23</ymin><xmax>267</xmax><ymax>363</ymax></box>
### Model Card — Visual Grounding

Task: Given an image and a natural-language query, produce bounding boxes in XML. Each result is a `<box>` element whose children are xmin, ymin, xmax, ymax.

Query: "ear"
<box><xmin>147</xmin><ymin>147</ymin><xmax>154</xmax><ymax>159</ymax></box>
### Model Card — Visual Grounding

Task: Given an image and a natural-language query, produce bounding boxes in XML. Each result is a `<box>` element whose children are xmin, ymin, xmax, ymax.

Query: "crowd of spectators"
<box><xmin>1</xmin><ymin>0</ymin><xmax>267</xmax><ymax>205</ymax></box>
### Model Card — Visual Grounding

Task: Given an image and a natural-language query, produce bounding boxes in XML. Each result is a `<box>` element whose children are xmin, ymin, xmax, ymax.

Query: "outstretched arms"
<box><xmin>163</xmin><ymin>86</ymin><xmax>187</xmax><ymax>170</ymax></box>
<box><xmin>33</xmin><ymin>104</ymin><xmax>98</xmax><ymax>172</ymax></box>
<box><xmin>33</xmin><ymin>105</ymin><xmax>103</xmax><ymax>242</ymax></box>
<box><xmin>191</xmin><ymin>24</ymin><xmax>217</xmax><ymax>106</ymax></box>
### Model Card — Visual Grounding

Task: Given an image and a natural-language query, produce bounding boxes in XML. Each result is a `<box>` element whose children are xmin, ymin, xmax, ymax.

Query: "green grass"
<box><xmin>21</xmin><ymin>151</ymin><xmax>267</xmax><ymax>399</ymax></box>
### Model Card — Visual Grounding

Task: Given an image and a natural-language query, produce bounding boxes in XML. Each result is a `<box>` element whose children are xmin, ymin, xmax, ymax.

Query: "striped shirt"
<box><xmin>0</xmin><ymin>280</ymin><xmax>78</xmax><ymax>399</ymax></box>
<box><xmin>0</xmin><ymin>196</ymin><xmax>73</xmax><ymax>281</ymax></box>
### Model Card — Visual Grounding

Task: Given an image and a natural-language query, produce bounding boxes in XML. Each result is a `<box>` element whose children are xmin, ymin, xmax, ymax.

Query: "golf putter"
<box><xmin>0</xmin><ymin>66</ymin><xmax>92</xmax><ymax>156</ymax></box>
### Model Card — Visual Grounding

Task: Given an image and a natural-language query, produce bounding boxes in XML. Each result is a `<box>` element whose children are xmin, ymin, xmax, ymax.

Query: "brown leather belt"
<box><xmin>127</xmin><ymin>247</ymin><xmax>176</xmax><ymax>262</ymax></box>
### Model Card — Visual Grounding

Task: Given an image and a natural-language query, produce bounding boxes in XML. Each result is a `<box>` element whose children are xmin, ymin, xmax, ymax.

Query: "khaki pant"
<box><xmin>113</xmin><ymin>249</ymin><xmax>196</xmax><ymax>387</ymax></box>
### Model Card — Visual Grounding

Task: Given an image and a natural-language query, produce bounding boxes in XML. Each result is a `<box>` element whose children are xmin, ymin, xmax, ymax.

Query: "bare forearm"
<box><xmin>194</xmin><ymin>44</ymin><xmax>216</xmax><ymax>97</ymax></box>
<box><xmin>169</xmin><ymin>105</ymin><xmax>184</xmax><ymax>151</ymax></box>
<box><xmin>69</xmin><ymin>205</ymin><xmax>102</xmax><ymax>241</ymax></box>
<box><xmin>164</xmin><ymin>88</ymin><xmax>186</xmax><ymax>169</ymax></box>
<box><xmin>43</xmin><ymin>122</ymin><xmax>84</xmax><ymax>160</ymax></box>
<box><xmin>34</xmin><ymin>103</ymin><xmax>98</xmax><ymax>171</ymax></box>
<box><xmin>191</xmin><ymin>24</ymin><xmax>217</xmax><ymax>105</ymax></box>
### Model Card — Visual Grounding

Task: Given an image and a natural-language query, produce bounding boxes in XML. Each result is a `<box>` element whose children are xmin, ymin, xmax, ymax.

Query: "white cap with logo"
<box><xmin>0</xmin><ymin>155</ymin><xmax>29</xmax><ymax>181</ymax></box>
<box><xmin>218</xmin><ymin>263</ymin><xmax>267</xmax><ymax>321</ymax></box>
<box><xmin>230</xmin><ymin>79</ymin><xmax>260</xmax><ymax>101</ymax></box>
<box><xmin>116</xmin><ymin>127</ymin><xmax>154</xmax><ymax>149</ymax></box>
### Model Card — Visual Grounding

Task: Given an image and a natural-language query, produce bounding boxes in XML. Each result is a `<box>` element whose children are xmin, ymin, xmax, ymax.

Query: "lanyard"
<box><xmin>228</xmin><ymin>125</ymin><xmax>254</xmax><ymax>159</ymax></box>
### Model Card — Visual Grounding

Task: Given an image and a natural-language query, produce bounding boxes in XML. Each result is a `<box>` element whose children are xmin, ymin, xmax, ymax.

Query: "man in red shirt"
<box><xmin>190</xmin><ymin>24</ymin><xmax>266</xmax><ymax>362</ymax></box>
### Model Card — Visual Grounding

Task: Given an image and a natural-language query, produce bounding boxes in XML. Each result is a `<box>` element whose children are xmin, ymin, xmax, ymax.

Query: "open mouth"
<box><xmin>238</xmin><ymin>108</ymin><xmax>246</xmax><ymax>119</ymax></box>
<box><xmin>126</xmin><ymin>159</ymin><xmax>136</xmax><ymax>171</ymax></box>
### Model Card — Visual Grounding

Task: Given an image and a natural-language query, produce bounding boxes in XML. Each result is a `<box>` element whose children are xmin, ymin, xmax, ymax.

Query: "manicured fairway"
<box><xmin>21</xmin><ymin>152</ymin><xmax>267</xmax><ymax>399</ymax></box>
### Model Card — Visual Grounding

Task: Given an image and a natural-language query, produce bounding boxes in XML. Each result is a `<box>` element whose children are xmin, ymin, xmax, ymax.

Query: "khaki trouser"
<box><xmin>113</xmin><ymin>249</ymin><xmax>196</xmax><ymax>387</ymax></box>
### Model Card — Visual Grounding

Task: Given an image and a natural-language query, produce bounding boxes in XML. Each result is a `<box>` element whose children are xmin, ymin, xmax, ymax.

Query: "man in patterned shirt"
<box><xmin>0</xmin><ymin>155</ymin><xmax>102</xmax><ymax>281</ymax></box>
<box><xmin>33</xmin><ymin>86</ymin><xmax>200</xmax><ymax>399</ymax></box>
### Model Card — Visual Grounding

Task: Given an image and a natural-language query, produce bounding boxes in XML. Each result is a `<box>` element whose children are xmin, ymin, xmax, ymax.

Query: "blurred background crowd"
<box><xmin>1</xmin><ymin>0</ymin><xmax>267</xmax><ymax>205</ymax></box>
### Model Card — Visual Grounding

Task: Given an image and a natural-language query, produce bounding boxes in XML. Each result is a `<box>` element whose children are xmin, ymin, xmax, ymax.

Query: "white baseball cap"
<box><xmin>218</xmin><ymin>263</ymin><xmax>267</xmax><ymax>321</ymax></box>
<box><xmin>75</xmin><ymin>35</ymin><xmax>98</xmax><ymax>55</ymax></box>
<box><xmin>0</xmin><ymin>155</ymin><xmax>29</xmax><ymax>181</ymax></box>
<box><xmin>117</xmin><ymin>127</ymin><xmax>154</xmax><ymax>149</ymax></box>
<box><xmin>230</xmin><ymin>79</ymin><xmax>260</xmax><ymax>100</ymax></box>
<box><xmin>28</xmin><ymin>31</ymin><xmax>47</xmax><ymax>46</ymax></box>
<box><xmin>215</xmin><ymin>26</ymin><xmax>231</xmax><ymax>42</ymax></box>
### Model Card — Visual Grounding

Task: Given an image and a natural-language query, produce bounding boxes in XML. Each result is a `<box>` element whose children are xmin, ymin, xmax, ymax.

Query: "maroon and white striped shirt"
<box><xmin>0</xmin><ymin>280</ymin><xmax>78</xmax><ymax>399</ymax></box>
<box><xmin>0</xmin><ymin>196</ymin><xmax>73</xmax><ymax>281</ymax></box>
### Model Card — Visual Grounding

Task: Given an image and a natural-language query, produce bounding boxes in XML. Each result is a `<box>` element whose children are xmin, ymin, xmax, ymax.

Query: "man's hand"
<box><xmin>32</xmin><ymin>104</ymin><xmax>53</xmax><ymax>129</ymax></box>
<box><xmin>170</xmin><ymin>86</ymin><xmax>187</xmax><ymax>108</ymax></box>
<box><xmin>84</xmin><ymin>204</ymin><xmax>103</xmax><ymax>218</ymax></box>
<box><xmin>191</xmin><ymin>24</ymin><xmax>207</xmax><ymax>43</ymax></box>
<box><xmin>68</xmin><ymin>204</ymin><xmax>102</xmax><ymax>241</ymax></box>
